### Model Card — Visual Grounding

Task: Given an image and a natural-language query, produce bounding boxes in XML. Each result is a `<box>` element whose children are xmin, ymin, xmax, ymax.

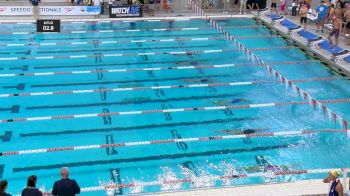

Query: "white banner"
<box><xmin>0</xmin><ymin>6</ymin><xmax>33</xmax><ymax>16</ymax></box>
<box><xmin>40</xmin><ymin>6</ymin><xmax>101</xmax><ymax>15</ymax></box>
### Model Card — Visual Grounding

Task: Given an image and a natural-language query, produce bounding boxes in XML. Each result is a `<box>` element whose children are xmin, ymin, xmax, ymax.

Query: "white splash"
<box><xmin>158</xmin><ymin>166</ymin><xmax>182</xmax><ymax>191</ymax></box>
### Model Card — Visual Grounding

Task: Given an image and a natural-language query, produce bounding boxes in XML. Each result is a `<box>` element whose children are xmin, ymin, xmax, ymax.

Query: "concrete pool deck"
<box><xmin>142</xmin><ymin>179</ymin><xmax>349</xmax><ymax>196</ymax></box>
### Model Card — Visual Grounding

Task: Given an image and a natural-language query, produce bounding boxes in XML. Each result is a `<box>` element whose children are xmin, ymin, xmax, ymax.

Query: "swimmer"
<box><xmin>212</xmin><ymin>98</ymin><xmax>250</xmax><ymax>105</ymax></box>
<box><xmin>215</xmin><ymin>128</ymin><xmax>268</xmax><ymax>135</ymax></box>
<box><xmin>182</xmin><ymin>78</ymin><xmax>213</xmax><ymax>83</ymax></box>
<box><xmin>255</xmin><ymin>155</ymin><xmax>286</xmax><ymax>173</ymax></box>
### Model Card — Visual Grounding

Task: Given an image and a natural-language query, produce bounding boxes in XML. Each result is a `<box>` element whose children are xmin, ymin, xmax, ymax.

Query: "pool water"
<box><xmin>1</xmin><ymin>17</ymin><xmax>350</xmax><ymax>195</ymax></box>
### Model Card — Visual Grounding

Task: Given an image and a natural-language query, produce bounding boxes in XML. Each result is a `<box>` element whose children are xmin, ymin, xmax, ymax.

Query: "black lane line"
<box><xmin>0</xmin><ymin>105</ymin><xmax>20</xmax><ymax>113</ymax></box>
<box><xmin>19</xmin><ymin>32</ymin><xmax>221</xmax><ymax>41</ymax></box>
<box><xmin>36</xmin><ymin>43</ymin><xmax>218</xmax><ymax>54</ymax></box>
<box><xmin>12</xmin><ymin>143</ymin><xmax>293</xmax><ymax>172</ymax></box>
<box><xmin>0</xmin><ymin>131</ymin><xmax>12</xmax><ymax>142</ymax></box>
<box><xmin>0</xmin><ymin>165</ymin><xmax>3</xmax><ymax>178</ymax></box>
<box><xmin>10</xmin><ymin>65</ymin><xmax>28</xmax><ymax>71</ymax></box>
<box><xmin>33</xmin><ymin>57</ymin><xmax>214</xmax><ymax>70</ymax></box>
<box><xmin>26</xmin><ymin>93</ymin><xmax>241</xmax><ymax>110</ymax></box>
<box><xmin>0</xmin><ymin>52</ymin><xmax>10</xmax><ymax>55</ymax></box>
<box><xmin>20</xmin><ymin>117</ymin><xmax>257</xmax><ymax>137</ymax></box>
<box><xmin>3</xmin><ymin>83</ymin><xmax>25</xmax><ymax>90</ymax></box>
<box><xmin>30</xmin><ymin>74</ymin><xmax>235</xmax><ymax>88</ymax></box>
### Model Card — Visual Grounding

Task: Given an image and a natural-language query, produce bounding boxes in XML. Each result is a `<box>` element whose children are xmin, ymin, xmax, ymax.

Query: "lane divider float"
<box><xmin>0</xmin><ymin>35</ymin><xmax>275</xmax><ymax>48</ymax></box>
<box><xmin>1</xmin><ymin>98</ymin><xmax>350</xmax><ymax>123</ymax></box>
<box><xmin>0</xmin><ymin>46</ymin><xmax>295</xmax><ymax>61</ymax></box>
<box><xmin>0</xmin><ymin>25</ymin><xmax>259</xmax><ymax>35</ymax></box>
<box><xmin>191</xmin><ymin>2</ymin><xmax>350</xmax><ymax>132</ymax></box>
<box><xmin>0</xmin><ymin>77</ymin><xmax>337</xmax><ymax>98</ymax></box>
<box><xmin>0</xmin><ymin>129</ymin><xmax>344</xmax><ymax>156</ymax></box>
<box><xmin>0</xmin><ymin>61</ymin><xmax>328</xmax><ymax>78</ymax></box>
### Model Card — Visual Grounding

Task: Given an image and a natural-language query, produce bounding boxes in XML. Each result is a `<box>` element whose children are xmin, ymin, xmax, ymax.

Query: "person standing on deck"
<box><xmin>0</xmin><ymin>180</ymin><xmax>11</xmax><ymax>196</ymax></box>
<box><xmin>239</xmin><ymin>0</ymin><xmax>248</xmax><ymax>14</ymax></box>
<box><xmin>328</xmin><ymin>15</ymin><xmax>342</xmax><ymax>49</ymax></box>
<box><xmin>323</xmin><ymin>170</ymin><xmax>343</xmax><ymax>196</ymax></box>
<box><xmin>316</xmin><ymin>0</ymin><xmax>328</xmax><ymax>33</ymax></box>
<box><xmin>271</xmin><ymin>0</ymin><xmax>278</xmax><ymax>15</ymax></box>
<box><xmin>343</xmin><ymin>5</ymin><xmax>350</xmax><ymax>44</ymax></box>
<box><xmin>29</xmin><ymin>0</ymin><xmax>40</xmax><ymax>19</ymax></box>
<box><xmin>299</xmin><ymin>3</ymin><xmax>309</xmax><ymax>30</ymax></box>
<box><xmin>52</xmin><ymin>167</ymin><xmax>80</xmax><ymax>196</ymax></box>
<box><xmin>21</xmin><ymin>175</ymin><xmax>43</xmax><ymax>196</ymax></box>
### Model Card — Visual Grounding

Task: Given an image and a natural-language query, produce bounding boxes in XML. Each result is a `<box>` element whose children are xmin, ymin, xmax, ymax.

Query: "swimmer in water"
<box><xmin>182</xmin><ymin>78</ymin><xmax>213</xmax><ymax>83</ymax></box>
<box><xmin>212</xmin><ymin>98</ymin><xmax>250</xmax><ymax>105</ymax></box>
<box><xmin>215</xmin><ymin>128</ymin><xmax>268</xmax><ymax>135</ymax></box>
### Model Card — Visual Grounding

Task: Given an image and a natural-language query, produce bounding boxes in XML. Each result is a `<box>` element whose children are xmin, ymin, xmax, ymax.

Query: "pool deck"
<box><xmin>142</xmin><ymin>179</ymin><xmax>348</xmax><ymax>196</ymax></box>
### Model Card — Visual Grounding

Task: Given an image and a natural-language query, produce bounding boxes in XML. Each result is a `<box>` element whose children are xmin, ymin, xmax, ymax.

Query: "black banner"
<box><xmin>37</xmin><ymin>20</ymin><xmax>60</xmax><ymax>33</ymax></box>
<box><xmin>109</xmin><ymin>5</ymin><xmax>142</xmax><ymax>18</ymax></box>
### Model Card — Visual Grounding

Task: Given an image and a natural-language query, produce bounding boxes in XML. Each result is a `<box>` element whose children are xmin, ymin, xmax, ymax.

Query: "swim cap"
<box><xmin>330</xmin><ymin>170</ymin><xmax>339</xmax><ymax>177</ymax></box>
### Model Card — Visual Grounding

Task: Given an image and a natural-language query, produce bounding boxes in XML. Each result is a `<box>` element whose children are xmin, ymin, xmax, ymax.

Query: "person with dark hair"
<box><xmin>21</xmin><ymin>175</ymin><xmax>42</xmax><ymax>196</ymax></box>
<box><xmin>52</xmin><ymin>167</ymin><xmax>80</xmax><ymax>196</ymax></box>
<box><xmin>0</xmin><ymin>180</ymin><xmax>11</xmax><ymax>196</ymax></box>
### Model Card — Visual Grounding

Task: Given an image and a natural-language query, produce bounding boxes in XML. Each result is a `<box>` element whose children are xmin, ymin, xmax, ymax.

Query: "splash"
<box><xmin>158</xmin><ymin>166</ymin><xmax>182</xmax><ymax>191</ymax></box>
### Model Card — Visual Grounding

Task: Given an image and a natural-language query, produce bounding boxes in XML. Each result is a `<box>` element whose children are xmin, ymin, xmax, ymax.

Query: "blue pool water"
<box><xmin>1</xmin><ymin>17</ymin><xmax>350</xmax><ymax>195</ymax></box>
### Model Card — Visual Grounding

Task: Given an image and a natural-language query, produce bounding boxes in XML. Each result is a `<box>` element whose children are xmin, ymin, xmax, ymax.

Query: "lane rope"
<box><xmin>0</xmin><ymin>35</ymin><xmax>275</xmax><ymax>48</ymax></box>
<box><xmin>0</xmin><ymin>61</ymin><xmax>328</xmax><ymax>78</ymax></box>
<box><xmin>0</xmin><ymin>25</ymin><xmax>259</xmax><ymax>35</ymax></box>
<box><xmin>1</xmin><ymin>98</ymin><xmax>350</xmax><ymax>123</ymax></box>
<box><xmin>0</xmin><ymin>77</ymin><xmax>337</xmax><ymax>98</ymax></box>
<box><xmin>0</xmin><ymin>46</ymin><xmax>294</xmax><ymax>61</ymax></box>
<box><xmin>191</xmin><ymin>2</ymin><xmax>350</xmax><ymax>132</ymax></box>
<box><xmin>0</xmin><ymin>129</ymin><xmax>344</xmax><ymax>156</ymax></box>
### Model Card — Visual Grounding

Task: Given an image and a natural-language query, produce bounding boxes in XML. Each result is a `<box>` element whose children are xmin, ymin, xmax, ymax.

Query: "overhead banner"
<box><xmin>109</xmin><ymin>6</ymin><xmax>142</xmax><ymax>18</ymax></box>
<box><xmin>0</xmin><ymin>6</ymin><xmax>32</xmax><ymax>15</ymax></box>
<box><xmin>40</xmin><ymin>6</ymin><xmax>101</xmax><ymax>15</ymax></box>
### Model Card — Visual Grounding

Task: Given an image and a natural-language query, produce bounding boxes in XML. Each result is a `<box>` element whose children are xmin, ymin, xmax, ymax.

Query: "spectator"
<box><xmin>292</xmin><ymin>0</ymin><xmax>298</xmax><ymax>16</ymax></box>
<box><xmin>316</xmin><ymin>0</ymin><xmax>328</xmax><ymax>33</ymax></box>
<box><xmin>29</xmin><ymin>0</ymin><xmax>40</xmax><ymax>19</ymax></box>
<box><xmin>52</xmin><ymin>167</ymin><xmax>80</xmax><ymax>196</ymax></box>
<box><xmin>343</xmin><ymin>5</ymin><xmax>350</xmax><ymax>44</ymax></box>
<box><xmin>271</xmin><ymin>0</ymin><xmax>278</xmax><ymax>15</ymax></box>
<box><xmin>300</xmin><ymin>3</ymin><xmax>309</xmax><ymax>29</ymax></box>
<box><xmin>21</xmin><ymin>175</ymin><xmax>42</xmax><ymax>196</ymax></box>
<box><xmin>223</xmin><ymin>0</ymin><xmax>231</xmax><ymax>13</ymax></box>
<box><xmin>149</xmin><ymin>0</ymin><xmax>155</xmax><ymax>16</ymax></box>
<box><xmin>328</xmin><ymin>15</ymin><xmax>342</xmax><ymax>49</ymax></box>
<box><xmin>323</xmin><ymin>170</ymin><xmax>343</xmax><ymax>196</ymax></box>
<box><xmin>0</xmin><ymin>180</ymin><xmax>11</xmax><ymax>196</ymax></box>
<box><xmin>239</xmin><ymin>0</ymin><xmax>247</xmax><ymax>14</ymax></box>
<box><xmin>280</xmin><ymin>0</ymin><xmax>286</xmax><ymax>15</ymax></box>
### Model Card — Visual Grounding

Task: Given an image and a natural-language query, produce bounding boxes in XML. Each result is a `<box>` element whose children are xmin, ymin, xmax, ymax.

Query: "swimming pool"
<box><xmin>1</xmin><ymin>17</ymin><xmax>350</xmax><ymax>195</ymax></box>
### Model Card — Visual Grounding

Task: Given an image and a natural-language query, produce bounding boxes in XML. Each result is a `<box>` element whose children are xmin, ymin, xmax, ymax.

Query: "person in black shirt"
<box><xmin>0</xmin><ymin>180</ymin><xmax>11</xmax><ymax>196</ymax></box>
<box><xmin>21</xmin><ymin>175</ymin><xmax>42</xmax><ymax>196</ymax></box>
<box><xmin>52</xmin><ymin>167</ymin><xmax>80</xmax><ymax>196</ymax></box>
